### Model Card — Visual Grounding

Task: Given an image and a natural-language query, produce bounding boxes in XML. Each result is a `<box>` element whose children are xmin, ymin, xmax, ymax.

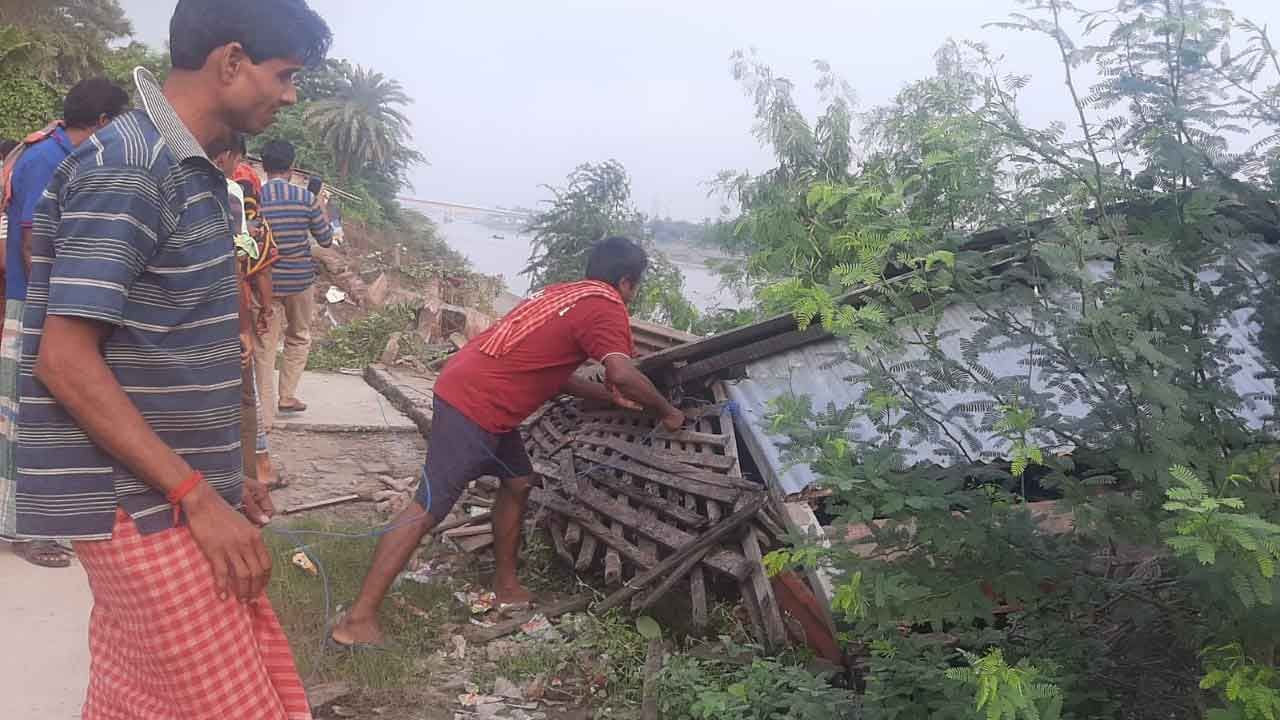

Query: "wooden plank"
<box><xmin>755</xmin><ymin>502</ymin><xmax>788</xmax><ymax>543</ymax></box>
<box><xmin>597</xmin><ymin>495</ymin><xmax>766</xmax><ymax>613</ymax></box>
<box><xmin>631</xmin><ymin>538</ymin><xmax>715</xmax><ymax>611</ymax></box>
<box><xmin>551</xmin><ymin>449</ymin><xmax>581</xmax><ymax>552</ymax></box>
<box><xmin>682</xmin><ymin>403</ymin><xmax>729</xmax><ymax>419</ymax></box>
<box><xmin>575</xmin><ymin>532</ymin><xmax>599</xmax><ymax>571</ymax></box>
<box><xmin>633</xmin><ymin>492</ymin><xmax>658</xmax><ymax>568</ymax></box>
<box><xmin>574</xmin><ymin>448</ymin><xmax>741</xmax><ymax>503</ymax></box>
<box><xmin>529</xmin><ymin>422</ymin><xmax>570</xmax><ymax>456</ymax></box>
<box><xmin>684</xmin><ymin>417</ymin><xmax>711</xmax><ymax>633</ymax></box>
<box><xmin>577</xmin><ymin>409</ymin><xmax>655</xmax><ymax>425</ymax></box>
<box><xmin>531</xmin><ymin>488</ymin><xmax>657</xmax><ymax>574</ymax></box>
<box><xmin>458</xmin><ymin>534</ymin><xmax>495</xmax><ymax>553</ymax></box>
<box><xmin>564</xmin><ymin>522</ymin><xmax>582</xmax><ymax>546</ymax></box>
<box><xmin>556</xmin><ymin>448</ymin><xmax>598</xmax><ymax>574</ymax></box>
<box><xmin>636</xmin><ymin>478</ymin><xmax>665</xmax><ymax>581</ymax></box>
<box><xmin>283</xmin><ymin>494</ymin><xmax>361</xmax><ymax>514</ymax></box>
<box><xmin>712</xmin><ymin>382</ymin><xmax>744</xmax><ymax>479</ymax></box>
<box><xmin>474</xmin><ymin>596</ymin><xmax>592</xmax><ymax>643</ymax></box>
<box><xmin>739</xmin><ymin>579</ymin><xmax>767</xmax><ymax>645</ymax></box>
<box><xmin>541</xmin><ymin>414</ymin><xmax>570</xmax><ymax>447</ymax></box>
<box><xmin>636</xmin><ymin>309</ymin><xmax>806</xmax><ymax>375</ymax></box>
<box><xmin>576</xmin><ymin>420</ymin><xmax>729</xmax><ymax>448</ymax></box>
<box><xmin>675</xmin><ymin>325</ymin><xmax>831</xmax><ymax>386</ymax></box>
<box><xmin>576</xmin><ymin>434</ymin><xmax>737</xmax><ymax>472</ymax></box>
<box><xmin>741</xmin><ymin>526</ymin><xmax>787</xmax><ymax>651</ymax></box>
<box><xmin>604</xmin><ymin>543</ymin><xmax>623</xmax><ymax>584</ymax></box>
<box><xmin>546</xmin><ymin>519</ymin><xmax>574</xmax><ymax>564</ymax></box>
<box><xmin>570</xmin><ymin>485</ymin><xmax>750</xmax><ymax>579</ymax></box>
<box><xmin>589</xmin><ymin>473</ymin><xmax>708</xmax><ymax>528</ymax></box>
<box><xmin>430</xmin><ymin>511</ymin><xmax>493</xmax><ymax>536</ymax></box>
<box><xmin>443</xmin><ymin>523</ymin><xmax>493</xmax><ymax>539</ymax></box>
<box><xmin>684</xmin><ymin>494</ymin><xmax>708</xmax><ymax>633</ymax></box>
<box><xmin>519</xmin><ymin>400</ymin><xmax>554</xmax><ymax>432</ymax></box>
<box><xmin>530</xmin><ymin>458</ymin><xmax>559</xmax><ymax>481</ymax></box>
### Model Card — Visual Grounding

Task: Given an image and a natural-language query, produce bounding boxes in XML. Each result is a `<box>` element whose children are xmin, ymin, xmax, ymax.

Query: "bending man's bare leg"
<box><xmin>493</xmin><ymin>474</ymin><xmax>534</xmax><ymax>605</ymax></box>
<box><xmin>331</xmin><ymin>500</ymin><xmax>435</xmax><ymax>646</ymax></box>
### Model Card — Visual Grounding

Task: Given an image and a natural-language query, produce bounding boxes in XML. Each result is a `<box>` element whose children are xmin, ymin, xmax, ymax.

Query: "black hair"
<box><xmin>0</xmin><ymin>139</ymin><xmax>17</xmax><ymax>161</ymax></box>
<box><xmin>169</xmin><ymin>0</ymin><xmax>332</xmax><ymax>71</ymax></box>
<box><xmin>260</xmin><ymin>140</ymin><xmax>295</xmax><ymax>173</ymax></box>
<box><xmin>237</xmin><ymin>179</ymin><xmax>258</xmax><ymax>201</ymax></box>
<box><xmin>63</xmin><ymin>78</ymin><xmax>130</xmax><ymax>129</ymax></box>
<box><xmin>585</xmin><ymin>236</ymin><xmax>648</xmax><ymax>288</ymax></box>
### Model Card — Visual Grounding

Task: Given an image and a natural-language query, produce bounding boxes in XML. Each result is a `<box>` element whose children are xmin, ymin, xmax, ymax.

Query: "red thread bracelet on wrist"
<box><xmin>167</xmin><ymin>470</ymin><xmax>204</xmax><ymax>506</ymax></box>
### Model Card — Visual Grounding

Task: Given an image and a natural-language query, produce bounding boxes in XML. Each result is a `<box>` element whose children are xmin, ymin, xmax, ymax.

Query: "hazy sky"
<box><xmin>119</xmin><ymin>0</ymin><xmax>1280</xmax><ymax>220</ymax></box>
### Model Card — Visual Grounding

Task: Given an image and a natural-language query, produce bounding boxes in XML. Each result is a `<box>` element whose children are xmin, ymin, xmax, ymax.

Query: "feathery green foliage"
<box><xmin>945</xmin><ymin>649</ymin><xmax>1064</xmax><ymax>720</ymax></box>
<box><xmin>733</xmin><ymin>1</ymin><xmax>1280</xmax><ymax>717</ymax></box>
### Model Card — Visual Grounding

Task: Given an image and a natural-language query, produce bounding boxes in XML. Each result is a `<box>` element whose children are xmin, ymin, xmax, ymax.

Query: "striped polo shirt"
<box><xmin>15</xmin><ymin>67</ymin><xmax>243</xmax><ymax>540</ymax></box>
<box><xmin>259</xmin><ymin>178</ymin><xmax>332</xmax><ymax>296</ymax></box>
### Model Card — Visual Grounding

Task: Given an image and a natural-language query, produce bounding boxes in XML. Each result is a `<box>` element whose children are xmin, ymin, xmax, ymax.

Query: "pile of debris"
<box><xmin>359</xmin><ymin>374</ymin><xmax>840</xmax><ymax>658</ymax></box>
<box><xmin>512</xmin><ymin>393</ymin><xmax>833</xmax><ymax>656</ymax></box>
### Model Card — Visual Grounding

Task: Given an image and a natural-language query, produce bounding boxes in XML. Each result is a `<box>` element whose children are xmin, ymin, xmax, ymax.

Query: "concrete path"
<box><xmin>0</xmin><ymin>544</ymin><xmax>90</xmax><ymax>720</ymax></box>
<box><xmin>272</xmin><ymin>370</ymin><xmax>417</xmax><ymax>433</ymax></box>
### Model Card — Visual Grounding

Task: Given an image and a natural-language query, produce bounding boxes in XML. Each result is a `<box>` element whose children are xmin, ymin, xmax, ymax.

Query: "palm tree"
<box><xmin>304</xmin><ymin>65</ymin><xmax>423</xmax><ymax>181</ymax></box>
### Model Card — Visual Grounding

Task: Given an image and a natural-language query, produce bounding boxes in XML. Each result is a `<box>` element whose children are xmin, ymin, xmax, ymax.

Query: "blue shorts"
<box><xmin>415</xmin><ymin>396</ymin><xmax>533</xmax><ymax>522</ymax></box>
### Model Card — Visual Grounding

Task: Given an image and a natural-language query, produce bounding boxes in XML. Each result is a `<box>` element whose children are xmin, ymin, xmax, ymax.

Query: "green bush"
<box><xmin>658</xmin><ymin>642</ymin><xmax>857</xmax><ymax>720</ymax></box>
<box><xmin>307</xmin><ymin>304</ymin><xmax>416</xmax><ymax>371</ymax></box>
<box><xmin>0</xmin><ymin>74</ymin><xmax>60</xmax><ymax>140</ymax></box>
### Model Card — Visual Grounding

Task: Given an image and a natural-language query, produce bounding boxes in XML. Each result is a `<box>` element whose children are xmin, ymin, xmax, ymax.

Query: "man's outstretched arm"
<box><xmin>603</xmin><ymin>355</ymin><xmax>684</xmax><ymax>430</ymax></box>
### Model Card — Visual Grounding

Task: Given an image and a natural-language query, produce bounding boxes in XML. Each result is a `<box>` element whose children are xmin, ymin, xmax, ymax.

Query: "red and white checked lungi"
<box><xmin>74</xmin><ymin>510</ymin><xmax>311</xmax><ymax>720</ymax></box>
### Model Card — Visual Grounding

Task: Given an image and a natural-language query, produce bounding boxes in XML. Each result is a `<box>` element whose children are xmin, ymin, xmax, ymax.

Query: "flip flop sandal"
<box><xmin>15</xmin><ymin>540</ymin><xmax>72</xmax><ymax>568</ymax></box>
<box><xmin>277</xmin><ymin>401</ymin><xmax>308</xmax><ymax>414</ymax></box>
<box><xmin>325</xmin><ymin>634</ymin><xmax>400</xmax><ymax>655</ymax></box>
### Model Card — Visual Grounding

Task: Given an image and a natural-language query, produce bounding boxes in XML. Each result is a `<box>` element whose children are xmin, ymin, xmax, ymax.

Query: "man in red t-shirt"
<box><xmin>332</xmin><ymin>236</ymin><xmax>684</xmax><ymax>649</ymax></box>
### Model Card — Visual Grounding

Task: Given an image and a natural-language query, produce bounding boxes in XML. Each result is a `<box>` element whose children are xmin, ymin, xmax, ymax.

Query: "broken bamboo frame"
<box><xmin>596</xmin><ymin>495</ymin><xmax>766</xmax><ymax>613</ymax></box>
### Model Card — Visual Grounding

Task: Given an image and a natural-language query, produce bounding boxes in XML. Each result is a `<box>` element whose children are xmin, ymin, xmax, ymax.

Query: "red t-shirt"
<box><xmin>435</xmin><ymin>296</ymin><xmax>634</xmax><ymax>433</ymax></box>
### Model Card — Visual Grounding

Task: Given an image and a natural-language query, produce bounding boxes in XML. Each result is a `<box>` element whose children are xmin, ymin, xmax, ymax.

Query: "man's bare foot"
<box><xmin>330</xmin><ymin>612</ymin><xmax>385</xmax><ymax>648</ymax></box>
<box><xmin>495</xmin><ymin>581</ymin><xmax>534</xmax><ymax>606</ymax></box>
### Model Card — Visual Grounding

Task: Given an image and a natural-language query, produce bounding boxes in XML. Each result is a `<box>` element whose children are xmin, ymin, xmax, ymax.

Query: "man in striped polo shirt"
<box><xmin>16</xmin><ymin>0</ymin><xmax>331</xmax><ymax>716</ymax></box>
<box><xmin>254</xmin><ymin>139</ymin><xmax>332</xmax><ymax>430</ymax></box>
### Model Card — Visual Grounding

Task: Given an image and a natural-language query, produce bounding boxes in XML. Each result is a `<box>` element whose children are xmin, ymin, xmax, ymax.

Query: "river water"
<box><xmin>433</xmin><ymin>218</ymin><xmax>741</xmax><ymax>311</ymax></box>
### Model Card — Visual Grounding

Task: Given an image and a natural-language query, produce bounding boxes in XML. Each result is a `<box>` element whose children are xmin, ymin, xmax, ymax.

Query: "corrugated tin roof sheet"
<box><xmin>726</xmin><ymin>243</ymin><xmax>1278</xmax><ymax>496</ymax></box>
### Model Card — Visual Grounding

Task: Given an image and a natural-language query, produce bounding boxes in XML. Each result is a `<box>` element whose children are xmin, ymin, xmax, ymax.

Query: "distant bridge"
<box><xmin>398</xmin><ymin>196</ymin><xmax>530</xmax><ymax>219</ymax></box>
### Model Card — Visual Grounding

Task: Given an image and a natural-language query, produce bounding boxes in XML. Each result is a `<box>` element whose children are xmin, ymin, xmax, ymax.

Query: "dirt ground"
<box><xmin>264</xmin><ymin>428</ymin><xmax>645</xmax><ymax>720</ymax></box>
<box><xmin>269</xmin><ymin>428</ymin><xmax>426</xmax><ymax>512</ymax></box>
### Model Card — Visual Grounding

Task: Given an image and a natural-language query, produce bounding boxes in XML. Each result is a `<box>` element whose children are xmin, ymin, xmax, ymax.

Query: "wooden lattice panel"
<box><xmin>520</xmin><ymin>389</ymin><xmax>787</xmax><ymax>647</ymax></box>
